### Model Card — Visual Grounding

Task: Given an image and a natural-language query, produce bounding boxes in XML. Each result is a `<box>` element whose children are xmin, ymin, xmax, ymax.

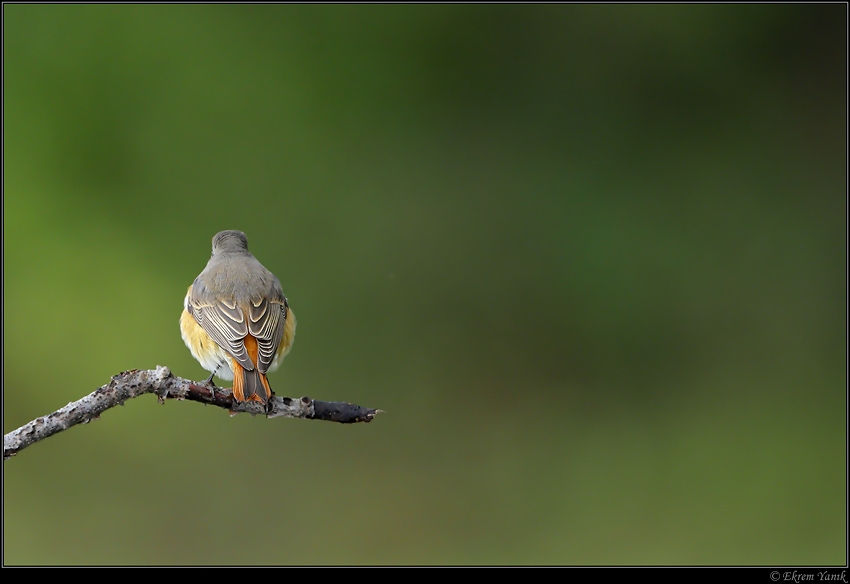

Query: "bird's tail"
<box><xmin>231</xmin><ymin>334</ymin><xmax>273</xmax><ymax>404</ymax></box>
<box><xmin>232</xmin><ymin>364</ymin><xmax>272</xmax><ymax>404</ymax></box>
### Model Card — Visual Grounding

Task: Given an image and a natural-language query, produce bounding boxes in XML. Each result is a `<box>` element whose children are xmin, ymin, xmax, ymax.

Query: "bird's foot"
<box><xmin>203</xmin><ymin>372</ymin><xmax>218</xmax><ymax>400</ymax></box>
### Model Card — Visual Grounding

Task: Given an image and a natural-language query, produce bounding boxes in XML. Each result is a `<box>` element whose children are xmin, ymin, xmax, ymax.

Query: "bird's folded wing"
<box><xmin>248</xmin><ymin>296</ymin><xmax>288</xmax><ymax>374</ymax></box>
<box><xmin>187</xmin><ymin>295</ymin><xmax>254</xmax><ymax>371</ymax></box>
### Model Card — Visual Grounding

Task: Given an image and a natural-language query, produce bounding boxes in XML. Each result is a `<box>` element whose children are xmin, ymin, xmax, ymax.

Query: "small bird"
<box><xmin>180</xmin><ymin>230</ymin><xmax>295</xmax><ymax>405</ymax></box>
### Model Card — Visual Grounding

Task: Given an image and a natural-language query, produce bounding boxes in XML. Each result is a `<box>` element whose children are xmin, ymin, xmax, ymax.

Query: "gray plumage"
<box><xmin>185</xmin><ymin>230</ymin><xmax>289</xmax><ymax>376</ymax></box>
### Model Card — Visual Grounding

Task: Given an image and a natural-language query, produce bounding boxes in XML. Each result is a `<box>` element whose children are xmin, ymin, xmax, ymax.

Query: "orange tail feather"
<box><xmin>231</xmin><ymin>336</ymin><xmax>273</xmax><ymax>404</ymax></box>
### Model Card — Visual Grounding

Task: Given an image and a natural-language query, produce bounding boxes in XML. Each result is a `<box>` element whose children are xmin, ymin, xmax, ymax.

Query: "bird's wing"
<box><xmin>187</xmin><ymin>288</ymin><xmax>254</xmax><ymax>371</ymax></box>
<box><xmin>247</xmin><ymin>295</ymin><xmax>289</xmax><ymax>374</ymax></box>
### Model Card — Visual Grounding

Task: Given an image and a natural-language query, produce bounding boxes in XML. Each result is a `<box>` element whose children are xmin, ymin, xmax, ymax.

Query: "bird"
<box><xmin>180</xmin><ymin>230</ymin><xmax>295</xmax><ymax>405</ymax></box>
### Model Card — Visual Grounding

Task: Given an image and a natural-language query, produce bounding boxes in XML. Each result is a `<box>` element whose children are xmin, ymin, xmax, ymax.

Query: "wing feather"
<box><xmin>187</xmin><ymin>289</ymin><xmax>254</xmax><ymax>371</ymax></box>
<box><xmin>187</xmin><ymin>270</ymin><xmax>289</xmax><ymax>375</ymax></box>
<box><xmin>248</xmin><ymin>296</ymin><xmax>288</xmax><ymax>373</ymax></box>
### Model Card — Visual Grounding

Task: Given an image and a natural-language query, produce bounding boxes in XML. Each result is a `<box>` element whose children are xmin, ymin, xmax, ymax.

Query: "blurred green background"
<box><xmin>3</xmin><ymin>4</ymin><xmax>845</xmax><ymax>566</ymax></box>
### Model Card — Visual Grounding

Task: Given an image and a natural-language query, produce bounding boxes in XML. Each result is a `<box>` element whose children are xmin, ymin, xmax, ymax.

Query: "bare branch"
<box><xmin>3</xmin><ymin>366</ymin><xmax>382</xmax><ymax>460</ymax></box>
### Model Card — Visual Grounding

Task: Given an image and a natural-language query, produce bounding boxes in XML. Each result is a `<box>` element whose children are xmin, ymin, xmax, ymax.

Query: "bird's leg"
<box><xmin>265</xmin><ymin>393</ymin><xmax>276</xmax><ymax>415</ymax></box>
<box><xmin>204</xmin><ymin>372</ymin><xmax>217</xmax><ymax>400</ymax></box>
